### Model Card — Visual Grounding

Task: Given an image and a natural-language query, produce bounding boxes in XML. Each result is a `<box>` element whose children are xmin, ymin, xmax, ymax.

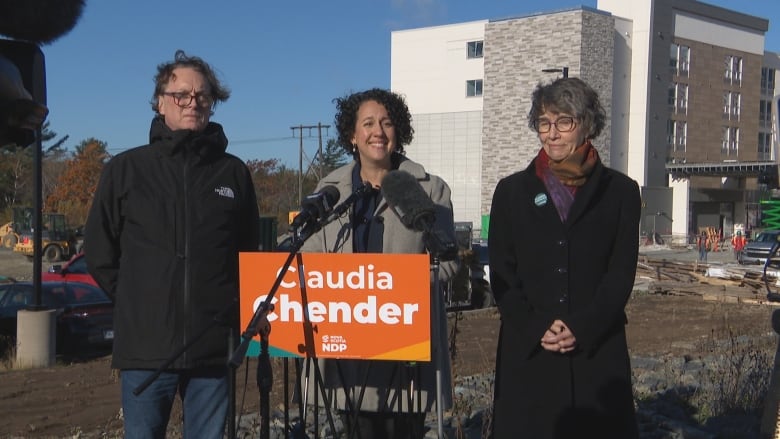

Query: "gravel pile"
<box><xmin>227</xmin><ymin>346</ymin><xmax>772</xmax><ymax>439</ymax></box>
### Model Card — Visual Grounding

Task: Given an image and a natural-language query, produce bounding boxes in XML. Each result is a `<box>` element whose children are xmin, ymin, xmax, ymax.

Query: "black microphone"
<box><xmin>289</xmin><ymin>186</ymin><xmax>340</xmax><ymax>232</ymax></box>
<box><xmin>323</xmin><ymin>181</ymin><xmax>374</xmax><ymax>225</ymax></box>
<box><xmin>381</xmin><ymin>170</ymin><xmax>436</xmax><ymax>232</ymax></box>
<box><xmin>381</xmin><ymin>170</ymin><xmax>458</xmax><ymax>260</ymax></box>
<box><xmin>0</xmin><ymin>0</ymin><xmax>86</xmax><ymax>44</ymax></box>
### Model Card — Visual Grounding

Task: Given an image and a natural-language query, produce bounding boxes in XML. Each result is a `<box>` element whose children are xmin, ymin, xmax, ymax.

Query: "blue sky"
<box><xmin>40</xmin><ymin>0</ymin><xmax>780</xmax><ymax>167</ymax></box>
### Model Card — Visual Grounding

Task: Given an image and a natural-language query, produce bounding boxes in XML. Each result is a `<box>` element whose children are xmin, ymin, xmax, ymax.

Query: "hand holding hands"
<box><xmin>541</xmin><ymin>319</ymin><xmax>577</xmax><ymax>354</ymax></box>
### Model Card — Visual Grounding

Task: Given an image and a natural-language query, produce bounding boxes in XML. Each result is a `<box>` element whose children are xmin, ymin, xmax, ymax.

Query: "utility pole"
<box><xmin>290</xmin><ymin>123</ymin><xmax>331</xmax><ymax>205</ymax></box>
<box><xmin>316</xmin><ymin>122</ymin><xmax>326</xmax><ymax>179</ymax></box>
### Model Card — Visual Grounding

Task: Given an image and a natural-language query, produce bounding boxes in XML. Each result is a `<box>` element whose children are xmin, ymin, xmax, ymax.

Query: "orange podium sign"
<box><xmin>239</xmin><ymin>252</ymin><xmax>431</xmax><ymax>361</ymax></box>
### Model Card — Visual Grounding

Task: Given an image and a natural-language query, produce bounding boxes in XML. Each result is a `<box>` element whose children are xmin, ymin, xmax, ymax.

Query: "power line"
<box><xmin>230</xmin><ymin>136</ymin><xmax>300</xmax><ymax>145</ymax></box>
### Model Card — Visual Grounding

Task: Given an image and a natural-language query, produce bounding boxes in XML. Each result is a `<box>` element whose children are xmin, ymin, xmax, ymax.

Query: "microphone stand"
<box><xmin>429</xmin><ymin>251</ymin><xmax>445</xmax><ymax>439</ymax></box>
<box><xmin>227</xmin><ymin>222</ymin><xmax>317</xmax><ymax>439</ymax></box>
<box><xmin>228</xmin><ymin>191</ymin><xmax>364</xmax><ymax>438</ymax></box>
<box><xmin>230</xmin><ymin>186</ymin><xmax>370</xmax><ymax>354</ymax></box>
<box><xmin>422</xmin><ymin>228</ymin><xmax>456</xmax><ymax>439</ymax></box>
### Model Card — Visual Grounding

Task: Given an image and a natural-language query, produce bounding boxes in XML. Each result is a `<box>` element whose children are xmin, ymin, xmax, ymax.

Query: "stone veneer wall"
<box><xmin>481</xmin><ymin>8</ymin><xmax>615</xmax><ymax>216</ymax></box>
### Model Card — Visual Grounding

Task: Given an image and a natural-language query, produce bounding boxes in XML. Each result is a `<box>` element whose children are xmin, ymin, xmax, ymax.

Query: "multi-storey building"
<box><xmin>391</xmin><ymin>0</ymin><xmax>777</xmax><ymax>241</ymax></box>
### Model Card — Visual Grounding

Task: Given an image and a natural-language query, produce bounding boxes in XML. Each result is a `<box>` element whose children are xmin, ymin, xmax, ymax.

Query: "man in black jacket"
<box><xmin>85</xmin><ymin>50</ymin><xmax>260</xmax><ymax>439</ymax></box>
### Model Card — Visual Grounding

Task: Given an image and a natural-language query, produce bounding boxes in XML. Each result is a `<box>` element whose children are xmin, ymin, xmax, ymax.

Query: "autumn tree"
<box><xmin>42</xmin><ymin>146</ymin><xmax>69</xmax><ymax>209</ymax></box>
<box><xmin>45</xmin><ymin>138</ymin><xmax>110</xmax><ymax>226</ymax></box>
<box><xmin>320</xmin><ymin>138</ymin><xmax>350</xmax><ymax>175</ymax></box>
<box><xmin>0</xmin><ymin>121</ymin><xmax>70</xmax><ymax>221</ymax></box>
<box><xmin>0</xmin><ymin>145</ymin><xmax>31</xmax><ymax>216</ymax></box>
<box><xmin>246</xmin><ymin>158</ymin><xmax>317</xmax><ymax>230</ymax></box>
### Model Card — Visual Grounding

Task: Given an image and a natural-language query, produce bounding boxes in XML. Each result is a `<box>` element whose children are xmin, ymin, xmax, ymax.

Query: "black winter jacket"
<box><xmin>85</xmin><ymin>117</ymin><xmax>259</xmax><ymax>370</ymax></box>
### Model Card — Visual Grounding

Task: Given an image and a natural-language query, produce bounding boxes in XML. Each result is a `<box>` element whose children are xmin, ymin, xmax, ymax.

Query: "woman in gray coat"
<box><xmin>489</xmin><ymin>77</ymin><xmax>640</xmax><ymax>438</ymax></box>
<box><xmin>299</xmin><ymin>88</ymin><xmax>457</xmax><ymax>438</ymax></box>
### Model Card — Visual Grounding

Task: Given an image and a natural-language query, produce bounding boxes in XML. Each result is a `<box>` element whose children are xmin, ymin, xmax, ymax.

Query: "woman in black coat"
<box><xmin>488</xmin><ymin>77</ymin><xmax>640</xmax><ymax>438</ymax></box>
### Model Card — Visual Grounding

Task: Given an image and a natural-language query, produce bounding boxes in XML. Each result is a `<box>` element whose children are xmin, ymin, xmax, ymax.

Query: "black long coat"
<box><xmin>488</xmin><ymin>159</ymin><xmax>640</xmax><ymax>439</ymax></box>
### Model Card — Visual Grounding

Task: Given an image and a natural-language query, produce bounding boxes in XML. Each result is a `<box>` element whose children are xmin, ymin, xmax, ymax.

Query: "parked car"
<box><xmin>0</xmin><ymin>281</ymin><xmax>114</xmax><ymax>354</ymax></box>
<box><xmin>738</xmin><ymin>229</ymin><xmax>780</xmax><ymax>265</ymax></box>
<box><xmin>445</xmin><ymin>239</ymin><xmax>494</xmax><ymax>310</ymax></box>
<box><xmin>43</xmin><ymin>252</ymin><xmax>98</xmax><ymax>287</ymax></box>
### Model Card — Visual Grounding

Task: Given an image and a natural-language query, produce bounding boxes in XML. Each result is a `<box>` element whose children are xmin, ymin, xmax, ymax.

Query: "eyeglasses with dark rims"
<box><xmin>161</xmin><ymin>91</ymin><xmax>214</xmax><ymax>108</ymax></box>
<box><xmin>533</xmin><ymin>116</ymin><xmax>577</xmax><ymax>133</ymax></box>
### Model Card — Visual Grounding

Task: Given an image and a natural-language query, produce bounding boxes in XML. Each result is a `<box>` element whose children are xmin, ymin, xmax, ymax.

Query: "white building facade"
<box><xmin>391</xmin><ymin>0</ymin><xmax>776</xmax><ymax>241</ymax></box>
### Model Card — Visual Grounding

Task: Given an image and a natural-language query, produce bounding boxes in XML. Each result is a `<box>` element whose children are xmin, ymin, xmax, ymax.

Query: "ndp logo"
<box><xmin>322</xmin><ymin>334</ymin><xmax>347</xmax><ymax>353</ymax></box>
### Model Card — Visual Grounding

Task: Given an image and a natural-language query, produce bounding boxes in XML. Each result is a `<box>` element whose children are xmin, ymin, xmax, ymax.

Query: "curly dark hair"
<box><xmin>150</xmin><ymin>50</ymin><xmax>230</xmax><ymax>116</ymax></box>
<box><xmin>527</xmin><ymin>77</ymin><xmax>605</xmax><ymax>140</ymax></box>
<box><xmin>333</xmin><ymin>88</ymin><xmax>413</xmax><ymax>156</ymax></box>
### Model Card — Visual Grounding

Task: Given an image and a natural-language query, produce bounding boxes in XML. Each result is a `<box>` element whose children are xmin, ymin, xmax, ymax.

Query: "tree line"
<box><xmin>0</xmin><ymin>125</ymin><xmax>350</xmax><ymax>235</ymax></box>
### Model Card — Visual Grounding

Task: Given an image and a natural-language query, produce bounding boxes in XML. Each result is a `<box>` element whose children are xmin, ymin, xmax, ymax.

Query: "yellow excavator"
<box><xmin>0</xmin><ymin>221</ymin><xmax>19</xmax><ymax>249</ymax></box>
<box><xmin>10</xmin><ymin>207</ymin><xmax>82</xmax><ymax>262</ymax></box>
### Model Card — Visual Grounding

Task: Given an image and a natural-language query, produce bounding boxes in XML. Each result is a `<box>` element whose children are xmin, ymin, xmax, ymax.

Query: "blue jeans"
<box><xmin>121</xmin><ymin>368</ymin><xmax>229</xmax><ymax>439</ymax></box>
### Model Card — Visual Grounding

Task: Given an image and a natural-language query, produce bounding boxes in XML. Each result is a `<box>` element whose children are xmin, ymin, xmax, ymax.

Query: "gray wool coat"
<box><xmin>298</xmin><ymin>156</ymin><xmax>458</xmax><ymax>413</ymax></box>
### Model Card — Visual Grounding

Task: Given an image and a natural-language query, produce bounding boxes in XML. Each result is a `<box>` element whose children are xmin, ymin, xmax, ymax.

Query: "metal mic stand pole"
<box><xmin>422</xmin><ymin>226</ymin><xmax>457</xmax><ymax>439</ymax></box>
<box><xmin>228</xmin><ymin>222</ymin><xmax>323</xmax><ymax>439</ymax></box>
<box><xmin>257</xmin><ymin>332</ymin><xmax>272</xmax><ymax>439</ymax></box>
<box><xmin>430</xmin><ymin>253</ymin><xmax>445</xmax><ymax>439</ymax></box>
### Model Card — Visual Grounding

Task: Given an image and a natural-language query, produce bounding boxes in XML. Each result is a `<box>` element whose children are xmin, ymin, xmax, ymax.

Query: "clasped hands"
<box><xmin>541</xmin><ymin>319</ymin><xmax>577</xmax><ymax>354</ymax></box>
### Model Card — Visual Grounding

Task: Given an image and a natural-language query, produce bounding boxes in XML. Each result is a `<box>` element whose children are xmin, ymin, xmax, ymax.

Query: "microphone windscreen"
<box><xmin>0</xmin><ymin>0</ymin><xmax>86</xmax><ymax>44</ymax></box>
<box><xmin>381</xmin><ymin>170</ymin><xmax>435</xmax><ymax>231</ymax></box>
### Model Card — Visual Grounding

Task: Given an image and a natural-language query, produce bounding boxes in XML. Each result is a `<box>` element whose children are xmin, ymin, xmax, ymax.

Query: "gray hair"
<box><xmin>528</xmin><ymin>77</ymin><xmax>605</xmax><ymax>140</ymax></box>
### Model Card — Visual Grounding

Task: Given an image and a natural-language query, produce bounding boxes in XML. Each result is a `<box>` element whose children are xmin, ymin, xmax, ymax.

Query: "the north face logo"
<box><xmin>215</xmin><ymin>186</ymin><xmax>235</xmax><ymax>199</ymax></box>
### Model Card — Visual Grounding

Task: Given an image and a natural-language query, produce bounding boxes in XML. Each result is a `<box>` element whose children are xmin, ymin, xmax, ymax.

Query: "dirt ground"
<box><xmin>0</xmin><ymin>248</ymin><xmax>777</xmax><ymax>437</ymax></box>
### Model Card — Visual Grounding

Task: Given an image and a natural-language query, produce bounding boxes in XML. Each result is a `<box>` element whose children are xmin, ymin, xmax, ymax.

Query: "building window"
<box><xmin>666</xmin><ymin>119</ymin><xmax>674</xmax><ymax>148</ymax></box>
<box><xmin>669</xmin><ymin>43</ymin><xmax>690</xmax><ymax>77</ymax></box>
<box><xmin>674</xmin><ymin>83</ymin><xmax>688</xmax><ymax>114</ymax></box>
<box><xmin>674</xmin><ymin>121</ymin><xmax>687</xmax><ymax>152</ymax></box>
<box><xmin>723</xmin><ymin>91</ymin><xmax>741</xmax><ymax>120</ymax></box>
<box><xmin>724</xmin><ymin>55</ymin><xmax>743</xmax><ymax>85</ymax></box>
<box><xmin>467</xmin><ymin>41</ymin><xmax>483</xmax><ymax>59</ymax></box>
<box><xmin>759</xmin><ymin>132</ymin><xmax>772</xmax><ymax>161</ymax></box>
<box><xmin>466</xmin><ymin>79</ymin><xmax>483</xmax><ymax>97</ymax></box>
<box><xmin>679</xmin><ymin>46</ymin><xmax>690</xmax><ymax>75</ymax></box>
<box><xmin>760</xmin><ymin>99</ymin><xmax>773</xmax><ymax>129</ymax></box>
<box><xmin>669</xmin><ymin>83</ymin><xmax>688</xmax><ymax>114</ymax></box>
<box><xmin>722</xmin><ymin>126</ymin><xmax>739</xmax><ymax>156</ymax></box>
<box><xmin>761</xmin><ymin>67</ymin><xmax>776</xmax><ymax>95</ymax></box>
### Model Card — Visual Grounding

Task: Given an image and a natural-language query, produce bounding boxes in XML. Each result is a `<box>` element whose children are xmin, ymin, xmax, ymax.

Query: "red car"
<box><xmin>43</xmin><ymin>252</ymin><xmax>99</xmax><ymax>287</ymax></box>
